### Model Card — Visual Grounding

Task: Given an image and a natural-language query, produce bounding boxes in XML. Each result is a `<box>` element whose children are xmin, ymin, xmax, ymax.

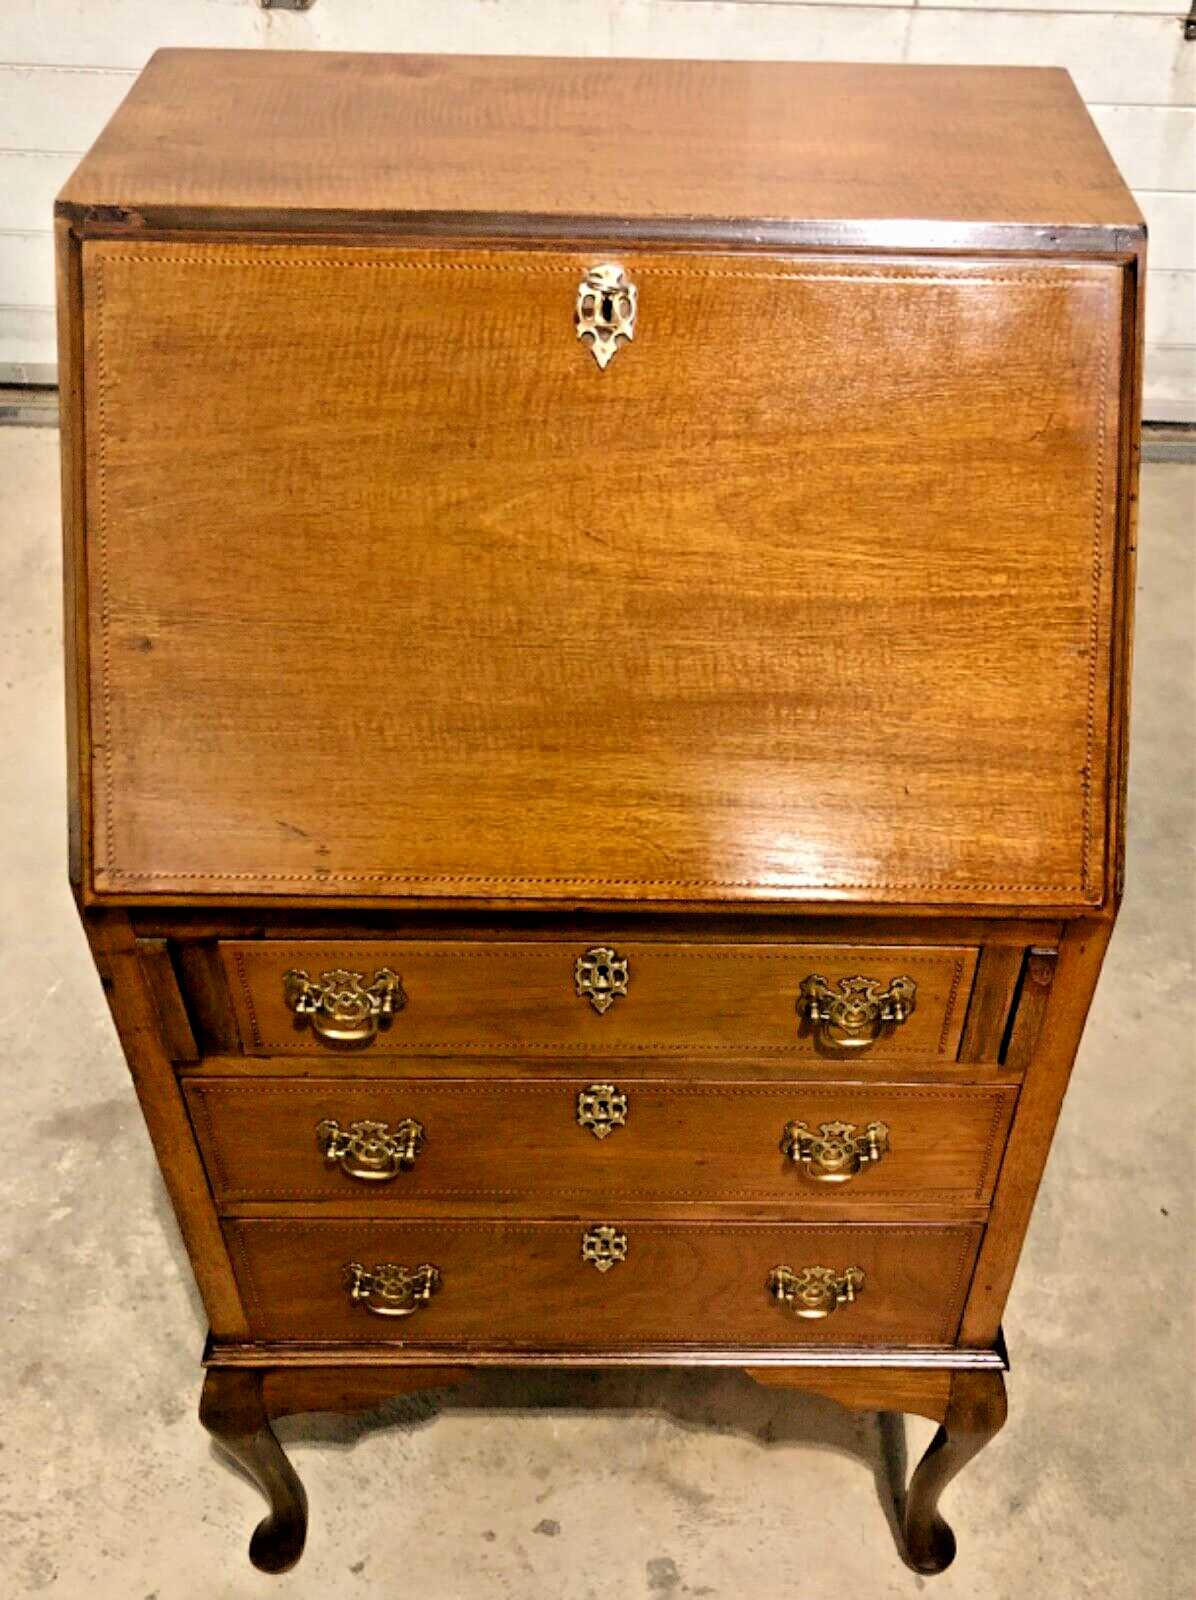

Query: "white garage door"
<box><xmin>1</xmin><ymin>0</ymin><xmax>1193</xmax><ymax>418</ymax></box>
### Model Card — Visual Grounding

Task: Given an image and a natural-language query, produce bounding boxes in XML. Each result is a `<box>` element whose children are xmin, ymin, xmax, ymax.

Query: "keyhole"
<box><xmin>601</xmin><ymin>295</ymin><xmax>614</xmax><ymax>322</ymax></box>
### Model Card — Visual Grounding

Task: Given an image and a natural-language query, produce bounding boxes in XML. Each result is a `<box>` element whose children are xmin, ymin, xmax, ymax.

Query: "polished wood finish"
<box><xmin>957</xmin><ymin>945</ymin><xmax>1026</xmax><ymax>1065</ymax></box>
<box><xmin>746</xmin><ymin>1363</ymin><xmax>954</xmax><ymax>1424</ymax></box>
<box><xmin>184</xmin><ymin>1052</ymin><xmax>1020</xmax><ymax>1092</ymax></box>
<box><xmin>225</xmin><ymin>1219</ymin><xmax>980</xmax><ymax>1347</ymax></box>
<box><xmin>200</xmin><ymin>1363</ymin><xmax>464</xmax><ymax>1572</ymax></box>
<box><xmin>58</xmin><ymin>53</ymin><xmax>1140</xmax><ymax>240</ymax></box>
<box><xmin>137</xmin><ymin>936</ymin><xmax>199</xmax><ymax>1061</ymax></box>
<box><xmin>199</xmin><ymin>1363</ymin><xmax>471</xmax><ymax>1573</ymax></box>
<box><xmin>748</xmin><ymin>1360</ymin><xmax>1007</xmax><ymax>1573</ymax></box>
<box><xmin>206</xmin><ymin>1340</ymin><xmax>1007</xmax><ymax>1371</ymax></box>
<box><xmin>81</xmin><ymin>243</ymin><xmax>1121</xmax><ymax>908</ymax></box>
<box><xmin>221</xmin><ymin>940</ymin><xmax>977</xmax><ymax>1059</ymax></box>
<box><xmin>960</xmin><ymin>922</ymin><xmax>1110</xmax><ymax>1344</ymax></box>
<box><xmin>186</xmin><ymin>1076</ymin><xmax>1015</xmax><ymax>1213</ymax></box>
<box><xmin>174</xmin><ymin>939</ymin><xmax>240</xmax><ymax>1055</ymax></box>
<box><xmin>59</xmin><ymin>51</ymin><xmax>1139</xmax><ymax>1577</ymax></box>
<box><xmin>1002</xmin><ymin>948</ymin><xmax>1058</xmax><ymax>1075</ymax></box>
<box><xmin>86</xmin><ymin>911</ymin><xmax>248</xmax><ymax>1336</ymax></box>
<box><xmin>199</xmin><ymin>1368</ymin><xmax>308</xmax><ymax>1574</ymax></box>
<box><xmin>902</xmin><ymin>1369</ymin><xmax>1009</xmax><ymax>1574</ymax></box>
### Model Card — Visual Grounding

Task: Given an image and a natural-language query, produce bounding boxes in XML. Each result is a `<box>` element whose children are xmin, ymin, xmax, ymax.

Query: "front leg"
<box><xmin>200</xmin><ymin>1368</ymin><xmax>307</xmax><ymax>1574</ymax></box>
<box><xmin>200</xmin><ymin>1364</ymin><xmax>470</xmax><ymax>1573</ymax></box>
<box><xmin>902</xmin><ymin>1368</ymin><xmax>1008</xmax><ymax>1574</ymax></box>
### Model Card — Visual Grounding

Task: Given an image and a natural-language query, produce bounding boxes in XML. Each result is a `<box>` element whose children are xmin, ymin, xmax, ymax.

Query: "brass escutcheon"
<box><xmin>316</xmin><ymin>1117</ymin><xmax>425</xmax><ymax>1181</ymax></box>
<box><xmin>780</xmin><ymin>1119</ymin><xmax>889</xmax><ymax>1184</ymax></box>
<box><xmin>767</xmin><ymin>1264</ymin><xmax>865</xmax><ymax>1320</ymax></box>
<box><xmin>576</xmin><ymin>1084</ymin><xmax>629</xmax><ymax>1139</ymax></box>
<box><xmin>798</xmin><ymin>974</ymin><xmax>916</xmax><ymax>1051</ymax></box>
<box><xmin>575</xmin><ymin>264</ymin><xmax>637</xmax><ymax>368</ymax></box>
<box><xmin>343</xmin><ymin>1261</ymin><xmax>441</xmax><ymax>1318</ymax></box>
<box><xmin>575</xmin><ymin>947</ymin><xmax>630</xmax><ymax>1015</ymax></box>
<box><xmin>581</xmin><ymin>1225</ymin><xmax>628</xmax><ymax>1273</ymax></box>
<box><xmin>283</xmin><ymin>967</ymin><xmax>405</xmax><ymax>1044</ymax></box>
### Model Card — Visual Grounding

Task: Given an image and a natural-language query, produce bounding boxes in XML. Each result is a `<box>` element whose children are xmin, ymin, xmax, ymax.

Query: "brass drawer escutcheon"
<box><xmin>282</xmin><ymin>967</ymin><xmax>405</xmax><ymax>1044</ymax></box>
<box><xmin>344</xmin><ymin>1261</ymin><xmax>441</xmax><ymax>1318</ymax></box>
<box><xmin>575</xmin><ymin>264</ymin><xmax>636</xmax><ymax>369</ymax></box>
<box><xmin>576</xmin><ymin>1083</ymin><xmax>628</xmax><ymax>1139</ymax></box>
<box><xmin>316</xmin><ymin>1117</ymin><xmax>425</xmax><ymax>1181</ymax></box>
<box><xmin>780</xmin><ymin>1119</ymin><xmax>890</xmax><ymax>1184</ymax></box>
<box><xmin>575</xmin><ymin>946</ymin><xmax>630</xmax><ymax>1014</ymax></box>
<box><xmin>798</xmin><ymin>974</ymin><xmax>916</xmax><ymax>1051</ymax></box>
<box><xmin>768</xmin><ymin>1264</ymin><xmax>865</xmax><ymax>1320</ymax></box>
<box><xmin>581</xmin><ymin>1225</ymin><xmax>628</xmax><ymax>1273</ymax></box>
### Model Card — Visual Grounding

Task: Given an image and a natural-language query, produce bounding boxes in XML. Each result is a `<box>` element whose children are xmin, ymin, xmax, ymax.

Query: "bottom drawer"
<box><xmin>225</xmin><ymin>1220</ymin><xmax>980</xmax><ymax>1347</ymax></box>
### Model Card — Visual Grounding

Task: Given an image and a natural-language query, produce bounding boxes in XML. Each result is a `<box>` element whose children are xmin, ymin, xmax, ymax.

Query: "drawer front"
<box><xmin>220</xmin><ymin>940</ymin><xmax>977</xmax><ymax>1059</ymax></box>
<box><xmin>83</xmin><ymin>244</ymin><xmax>1121</xmax><ymax>908</ymax></box>
<box><xmin>187</xmin><ymin>1077</ymin><xmax>1015</xmax><ymax>1209</ymax></box>
<box><xmin>225</xmin><ymin>1219</ymin><xmax>981</xmax><ymax>1346</ymax></box>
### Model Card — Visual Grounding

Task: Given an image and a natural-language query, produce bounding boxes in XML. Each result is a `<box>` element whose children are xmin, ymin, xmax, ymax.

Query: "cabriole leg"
<box><xmin>199</xmin><ymin>1368</ymin><xmax>308</xmax><ymax>1575</ymax></box>
<box><xmin>901</xmin><ymin>1368</ymin><xmax>1008</xmax><ymax>1575</ymax></box>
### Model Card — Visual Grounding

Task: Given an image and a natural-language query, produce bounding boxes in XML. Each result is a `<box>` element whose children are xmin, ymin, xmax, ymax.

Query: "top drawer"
<box><xmin>220</xmin><ymin>940</ymin><xmax>977</xmax><ymax>1059</ymax></box>
<box><xmin>79</xmin><ymin>245</ymin><xmax>1123</xmax><ymax>908</ymax></box>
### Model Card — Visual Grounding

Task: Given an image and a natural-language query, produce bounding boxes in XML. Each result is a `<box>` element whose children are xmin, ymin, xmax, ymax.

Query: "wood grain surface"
<box><xmin>219</xmin><ymin>940</ymin><xmax>977</xmax><ymax>1059</ymax></box>
<box><xmin>224</xmin><ymin>1218</ymin><xmax>981</xmax><ymax>1346</ymax></box>
<box><xmin>82</xmin><ymin>244</ymin><xmax>1123</xmax><ymax>908</ymax></box>
<box><xmin>184</xmin><ymin>1076</ymin><xmax>1016</xmax><ymax>1212</ymax></box>
<box><xmin>57</xmin><ymin>52</ymin><xmax>1141</xmax><ymax>238</ymax></box>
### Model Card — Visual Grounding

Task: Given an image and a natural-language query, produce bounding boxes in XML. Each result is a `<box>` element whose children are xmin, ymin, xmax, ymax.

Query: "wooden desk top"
<box><xmin>58</xmin><ymin>51</ymin><xmax>1142</xmax><ymax>246</ymax></box>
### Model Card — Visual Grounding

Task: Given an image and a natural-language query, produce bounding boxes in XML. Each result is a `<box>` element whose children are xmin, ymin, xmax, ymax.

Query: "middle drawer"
<box><xmin>185</xmin><ymin>1076</ymin><xmax>1016</xmax><ymax>1210</ymax></box>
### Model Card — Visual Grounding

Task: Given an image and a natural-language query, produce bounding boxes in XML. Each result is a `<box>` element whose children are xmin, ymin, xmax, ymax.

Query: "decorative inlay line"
<box><xmin>937</xmin><ymin>960</ymin><xmax>966</xmax><ymax>1056</ymax></box>
<box><xmin>231</xmin><ymin>951</ymin><xmax>264</xmax><ymax>1050</ymax></box>
<box><xmin>88</xmin><ymin>248</ymin><xmax>1114</xmax><ymax>900</ymax></box>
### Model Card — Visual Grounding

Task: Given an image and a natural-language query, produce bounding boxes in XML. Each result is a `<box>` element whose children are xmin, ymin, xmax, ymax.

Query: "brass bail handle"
<box><xmin>768</xmin><ymin>1264</ymin><xmax>865</xmax><ymax>1320</ymax></box>
<box><xmin>316</xmin><ymin>1117</ymin><xmax>425</xmax><ymax>1181</ymax></box>
<box><xmin>283</xmin><ymin>966</ymin><xmax>405</xmax><ymax>1044</ymax></box>
<box><xmin>344</xmin><ymin>1261</ymin><xmax>441</xmax><ymax>1318</ymax></box>
<box><xmin>780</xmin><ymin>1119</ymin><xmax>889</xmax><ymax>1184</ymax></box>
<box><xmin>798</xmin><ymin>974</ymin><xmax>917</xmax><ymax>1051</ymax></box>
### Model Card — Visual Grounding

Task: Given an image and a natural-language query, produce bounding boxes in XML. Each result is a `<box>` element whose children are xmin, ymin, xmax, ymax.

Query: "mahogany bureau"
<box><xmin>56</xmin><ymin>50</ymin><xmax>1143</xmax><ymax>1576</ymax></box>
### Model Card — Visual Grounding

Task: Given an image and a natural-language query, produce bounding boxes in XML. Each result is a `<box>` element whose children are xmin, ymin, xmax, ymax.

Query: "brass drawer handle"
<box><xmin>282</xmin><ymin>967</ymin><xmax>405</xmax><ymax>1044</ymax></box>
<box><xmin>316</xmin><ymin>1117</ymin><xmax>425</xmax><ymax>1181</ymax></box>
<box><xmin>576</xmin><ymin>264</ymin><xmax>636</xmax><ymax>369</ymax></box>
<box><xmin>575</xmin><ymin>946</ymin><xmax>630</xmax><ymax>1014</ymax></box>
<box><xmin>768</xmin><ymin>1264</ymin><xmax>865</xmax><ymax>1320</ymax></box>
<box><xmin>780</xmin><ymin>1119</ymin><xmax>889</xmax><ymax>1184</ymax></box>
<box><xmin>581</xmin><ymin>1225</ymin><xmax>628</xmax><ymax>1273</ymax></box>
<box><xmin>576</xmin><ymin>1083</ymin><xmax>628</xmax><ymax>1139</ymax></box>
<box><xmin>344</xmin><ymin>1261</ymin><xmax>440</xmax><ymax>1318</ymax></box>
<box><xmin>798</xmin><ymin>974</ymin><xmax>916</xmax><ymax>1051</ymax></box>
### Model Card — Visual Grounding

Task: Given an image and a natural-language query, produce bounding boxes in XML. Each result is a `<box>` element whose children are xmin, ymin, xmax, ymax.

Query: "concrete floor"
<box><xmin>0</xmin><ymin>424</ymin><xmax>1192</xmax><ymax>1600</ymax></box>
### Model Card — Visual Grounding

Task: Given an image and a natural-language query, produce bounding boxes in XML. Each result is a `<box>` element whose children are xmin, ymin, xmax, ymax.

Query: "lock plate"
<box><xmin>575</xmin><ymin>265</ymin><xmax>637</xmax><ymax>368</ymax></box>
